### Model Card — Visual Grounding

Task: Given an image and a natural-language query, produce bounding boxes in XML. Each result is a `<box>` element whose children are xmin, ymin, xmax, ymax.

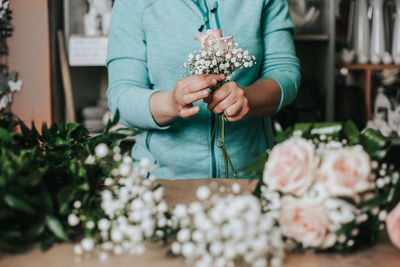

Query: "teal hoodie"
<box><xmin>107</xmin><ymin>0</ymin><xmax>301</xmax><ymax>179</ymax></box>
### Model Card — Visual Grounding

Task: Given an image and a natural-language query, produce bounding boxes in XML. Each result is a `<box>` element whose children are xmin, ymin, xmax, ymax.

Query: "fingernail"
<box><xmin>212</xmin><ymin>79</ymin><xmax>217</xmax><ymax>84</ymax></box>
<box><xmin>203</xmin><ymin>91</ymin><xmax>208</xmax><ymax>96</ymax></box>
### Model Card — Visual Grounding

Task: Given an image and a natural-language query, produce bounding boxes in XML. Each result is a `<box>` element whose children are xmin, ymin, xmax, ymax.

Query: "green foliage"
<box><xmin>0</xmin><ymin>112</ymin><xmax>137</xmax><ymax>252</ymax></box>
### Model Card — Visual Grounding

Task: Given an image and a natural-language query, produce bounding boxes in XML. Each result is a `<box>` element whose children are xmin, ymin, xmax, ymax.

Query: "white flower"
<box><xmin>177</xmin><ymin>228</ymin><xmax>191</xmax><ymax>242</ymax></box>
<box><xmin>139</xmin><ymin>158</ymin><xmax>151</xmax><ymax>169</ymax></box>
<box><xmin>232</xmin><ymin>183</ymin><xmax>240</xmax><ymax>194</ymax></box>
<box><xmin>104</xmin><ymin>178</ymin><xmax>113</xmax><ymax>186</ymax></box>
<box><xmin>68</xmin><ymin>214</ymin><xmax>80</xmax><ymax>226</ymax></box>
<box><xmin>157</xmin><ymin>202</ymin><xmax>168</xmax><ymax>213</ymax></box>
<box><xmin>86</xmin><ymin>221</ymin><xmax>95</xmax><ymax>230</ymax></box>
<box><xmin>74</xmin><ymin>244</ymin><xmax>83</xmax><ymax>255</ymax></box>
<box><xmin>113</xmin><ymin>245</ymin><xmax>123</xmax><ymax>255</ymax></box>
<box><xmin>81</xmin><ymin>238</ymin><xmax>95</xmax><ymax>251</ymax></box>
<box><xmin>324</xmin><ymin>198</ymin><xmax>356</xmax><ymax>225</ymax></box>
<box><xmin>182</xmin><ymin>242</ymin><xmax>196</xmax><ymax>258</ymax></box>
<box><xmin>196</xmin><ymin>186</ymin><xmax>211</xmax><ymax>200</ymax></box>
<box><xmin>99</xmin><ymin>252</ymin><xmax>109</xmax><ymax>261</ymax></box>
<box><xmin>111</xmin><ymin>229</ymin><xmax>123</xmax><ymax>243</ymax></box>
<box><xmin>174</xmin><ymin>204</ymin><xmax>188</xmax><ymax>218</ymax></box>
<box><xmin>113</xmin><ymin>153</ymin><xmax>122</xmax><ymax>162</ymax></box>
<box><xmin>85</xmin><ymin>155</ymin><xmax>96</xmax><ymax>165</ymax></box>
<box><xmin>119</xmin><ymin>163</ymin><xmax>131</xmax><ymax>176</ymax></box>
<box><xmin>95</xmin><ymin>143</ymin><xmax>109</xmax><ymax>158</ymax></box>
<box><xmin>153</xmin><ymin>187</ymin><xmax>164</xmax><ymax>202</ymax></box>
<box><xmin>98</xmin><ymin>218</ymin><xmax>111</xmax><ymax>231</ymax></box>
<box><xmin>171</xmin><ymin>242</ymin><xmax>181</xmax><ymax>254</ymax></box>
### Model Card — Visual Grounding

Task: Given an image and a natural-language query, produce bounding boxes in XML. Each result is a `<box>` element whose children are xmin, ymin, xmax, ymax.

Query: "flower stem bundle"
<box><xmin>184</xmin><ymin>30</ymin><xmax>256</xmax><ymax>178</ymax></box>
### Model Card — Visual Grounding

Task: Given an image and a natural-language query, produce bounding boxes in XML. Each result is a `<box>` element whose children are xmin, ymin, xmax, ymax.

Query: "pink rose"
<box><xmin>280</xmin><ymin>197</ymin><xmax>333</xmax><ymax>248</ymax></box>
<box><xmin>319</xmin><ymin>146</ymin><xmax>372</xmax><ymax>197</ymax></box>
<box><xmin>387</xmin><ymin>202</ymin><xmax>400</xmax><ymax>249</ymax></box>
<box><xmin>194</xmin><ymin>29</ymin><xmax>234</xmax><ymax>51</ymax></box>
<box><xmin>263</xmin><ymin>137</ymin><xmax>317</xmax><ymax>196</ymax></box>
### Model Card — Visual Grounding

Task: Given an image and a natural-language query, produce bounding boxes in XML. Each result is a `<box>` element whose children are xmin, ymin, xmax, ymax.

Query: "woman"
<box><xmin>107</xmin><ymin>0</ymin><xmax>301</xmax><ymax>179</ymax></box>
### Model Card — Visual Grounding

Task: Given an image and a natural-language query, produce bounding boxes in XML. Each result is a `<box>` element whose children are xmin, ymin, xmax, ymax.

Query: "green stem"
<box><xmin>217</xmin><ymin>114</ymin><xmax>237</xmax><ymax>178</ymax></box>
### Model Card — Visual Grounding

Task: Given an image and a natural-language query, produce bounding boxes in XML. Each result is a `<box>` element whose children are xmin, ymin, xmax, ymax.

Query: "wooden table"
<box><xmin>1</xmin><ymin>179</ymin><xmax>399</xmax><ymax>267</ymax></box>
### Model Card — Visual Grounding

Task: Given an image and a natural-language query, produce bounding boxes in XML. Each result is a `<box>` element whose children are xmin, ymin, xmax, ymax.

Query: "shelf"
<box><xmin>340</xmin><ymin>64</ymin><xmax>400</xmax><ymax>71</ymax></box>
<box><xmin>337</xmin><ymin>64</ymin><xmax>400</xmax><ymax>121</ymax></box>
<box><xmin>293</xmin><ymin>34</ymin><xmax>330</xmax><ymax>42</ymax></box>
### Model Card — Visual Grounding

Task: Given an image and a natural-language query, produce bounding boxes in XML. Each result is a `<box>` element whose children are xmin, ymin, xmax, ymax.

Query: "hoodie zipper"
<box><xmin>191</xmin><ymin>0</ymin><xmax>219</xmax><ymax>178</ymax></box>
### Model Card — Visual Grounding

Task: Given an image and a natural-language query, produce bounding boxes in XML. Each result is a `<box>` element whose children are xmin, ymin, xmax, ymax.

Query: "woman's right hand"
<box><xmin>171</xmin><ymin>74</ymin><xmax>225</xmax><ymax>118</ymax></box>
<box><xmin>149</xmin><ymin>74</ymin><xmax>225</xmax><ymax>126</ymax></box>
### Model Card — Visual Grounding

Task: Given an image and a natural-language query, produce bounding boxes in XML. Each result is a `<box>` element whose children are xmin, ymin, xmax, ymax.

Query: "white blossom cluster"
<box><xmin>71</xmin><ymin>144</ymin><xmax>172</xmax><ymax>261</ymax></box>
<box><xmin>184</xmin><ymin>36</ymin><xmax>255</xmax><ymax>81</ymax></box>
<box><xmin>170</xmin><ymin>183</ymin><xmax>285</xmax><ymax>267</ymax></box>
<box><xmin>261</xmin><ymin>135</ymin><xmax>397</xmax><ymax>250</ymax></box>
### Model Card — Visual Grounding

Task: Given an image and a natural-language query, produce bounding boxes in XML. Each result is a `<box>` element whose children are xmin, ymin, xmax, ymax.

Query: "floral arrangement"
<box><xmin>170</xmin><ymin>183</ymin><xmax>285</xmax><ymax>267</ymax></box>
<box><xmin>3</xmin><ymin>111</ymin><xmax>400</xmax><ymax>267</ymax></box>
<box><xmin>70</xmin><ymin>146</ymin><xmax>173</xmax><ymax>261</ymax></box>
<box><xmin>249</xmin><ymin>121</ymin><xmax>400</xmax><ymax>252</ymax></box>
<box><xmin>0</xmin><ymin>112</ymin><xmax>137</xmax><ymax>252</ymax></box>
<box><xmin>183</xmin><ymin>29</ymin><xmax>255</xmax><ymax>178</ymax></box>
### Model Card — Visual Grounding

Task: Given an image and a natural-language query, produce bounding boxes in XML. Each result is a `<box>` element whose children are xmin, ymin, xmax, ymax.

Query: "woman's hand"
<box><xmin>171</xmin><ymin>74</ymin><xmax>225</xmax><ymax>118</ymax></box>
<box><xmin>205</xmin><ymin>81</ymin><xmax>250</xmax><ymax>122</ymax></box>
<box><xmin>149</xmin><ymin>74</ymin><xmax>225</xmax><ymax>126</ymax></box>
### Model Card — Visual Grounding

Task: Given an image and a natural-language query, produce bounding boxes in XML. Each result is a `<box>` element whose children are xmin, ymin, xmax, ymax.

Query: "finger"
<box><xmin>226</xmin><ymin>106</ymin><xmax>250</xmax><ymax>122</ymax></box>
<box><xmin>182</xmin><ymin>89</ymin><xmax>209</xmax><ymax>105</ymax></box>
<box><xmin>186</xmin><ymin>74</ymin><xmax>226</xmax><ymax>93</ymax></box>
<box><xmin>207</xmin><ymin>87</ymin><xmax>232</xmax><ymax>111</ymax></box>
<box><xmin>210</xmin><ymin>95</ymin><xmax>237</xmax><ymax>114</ymax></box>
<box><xmin>224</xmin><ymin>101</ymin><xmax>243</xmax><ymax>118</ymax></box>
<box><xmin>180</xmin><ymin>106</ymin><xmax>200</xmax><ymax>118</ymax></box>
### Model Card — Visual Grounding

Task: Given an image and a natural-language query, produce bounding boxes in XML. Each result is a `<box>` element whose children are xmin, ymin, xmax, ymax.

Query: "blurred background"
<box><xmin>1</xmin><ymin>0</ymin><xmax>400</xmax><ymax>148</ymax></box>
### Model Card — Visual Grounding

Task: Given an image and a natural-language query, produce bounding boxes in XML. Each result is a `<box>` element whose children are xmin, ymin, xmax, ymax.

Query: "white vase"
<box><xmin>353</xmin><ymin>0</ymin><xmax>370</xmax><ymax>64</ymax></box>
<box><xmin>393</xmin><ymin>0</ymin><xmax>400</xmax><ymax>64</ymax></box>
<box><xmin>370</xmin><ymin>0</ymin><xmax>386</xmax><ymax>64</ymax></box>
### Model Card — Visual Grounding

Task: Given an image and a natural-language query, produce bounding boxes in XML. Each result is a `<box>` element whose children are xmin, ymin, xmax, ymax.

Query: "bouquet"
<box><xmin>170</xmin><ymin>183</ymin><xmax>285</xmax><ymax>267</ymax></box>
<box><xmin>183</xmin><ymin>29</ymin><xmax>256</xmax><ymax>178</ymax></box>
<box><xmin>250</xmin><ymin>121</ymin><xmax>400</xmax><ymax>251</ymax></box>
<box><xmin>71</xmin><ymin>144</ymin><xmax>174</xmax><ymax>261</ymax></box>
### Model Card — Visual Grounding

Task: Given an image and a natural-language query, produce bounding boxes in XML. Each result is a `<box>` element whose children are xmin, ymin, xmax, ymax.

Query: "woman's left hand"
<box><xmin>205</xmin><ymin>81</ymin><xmax>250</xmax><ymax>122</ymax></box>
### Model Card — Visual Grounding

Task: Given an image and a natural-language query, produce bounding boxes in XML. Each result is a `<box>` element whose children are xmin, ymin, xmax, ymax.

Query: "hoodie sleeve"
<box><xmin>106</xmin><ymin>0</ymin><xmax>171</xmax><ymax>130</ymax></box>
<box><xmin>259</xmin><ymin>0</ymin><xmax>301</xmax><ymax>113</ymax></box>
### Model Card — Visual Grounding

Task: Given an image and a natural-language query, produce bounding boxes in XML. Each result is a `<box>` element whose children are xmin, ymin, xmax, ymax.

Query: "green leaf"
<box><xmin>45</xmin><ymin>215</ymin><xmax>69</xmax><ymax>241</ymax></box>
<box><xmin>105</xmin><ymin>109</ymin><xmax>120</xmax><ymax>133</ymax></box>
<box><xmin>27</xmin><ymin>221</ymin><xmax>45</xmax><ymax>239</ymax></box>
<box><xmin>336</xmin><ymin>223</ymin><xmax>354</xmax><ymax>235</ymax></box>
<box><xmin>310</xmin><ymin>122</ymin><xmax>342</xmax><ymax>138</ymax></box>
<box><xmin>360</xmin><ymin>128</ymin><xmax>390</xmax><ymax>160</ymax></box>
<box><xmin>361</xmin><ymin>193</ymin><xmax>388</xmax><ymax>212</ymax></box>
<box><xmin>4</xmin><ymin>194</ymin><xmax>35</xmax><ymax>214</ymax></box>
<box><xmin>55</xmin><ymin>137</ymin><xmax>68</xmax><ymax>146</ymax></box>
<box><xmin>293</xmin><ymin>123</ymin><xmax>312</xmax><ymax>137</ymax></box>
<box><xmin>343</xmin><ymin>120</ymin><xmax>360</xmax><ymax>144</ymax></box>
<box><xmin>0</xmin><ymin>128</ymin><xmax>12</xmax><ymax>143</ymax></box>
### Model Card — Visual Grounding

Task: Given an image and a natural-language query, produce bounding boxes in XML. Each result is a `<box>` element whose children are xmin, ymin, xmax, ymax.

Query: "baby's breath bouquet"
<box><xmin>184</xmin><ymin>29</ymin><xmax>256</xmax><ymax>178</ymax></box>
